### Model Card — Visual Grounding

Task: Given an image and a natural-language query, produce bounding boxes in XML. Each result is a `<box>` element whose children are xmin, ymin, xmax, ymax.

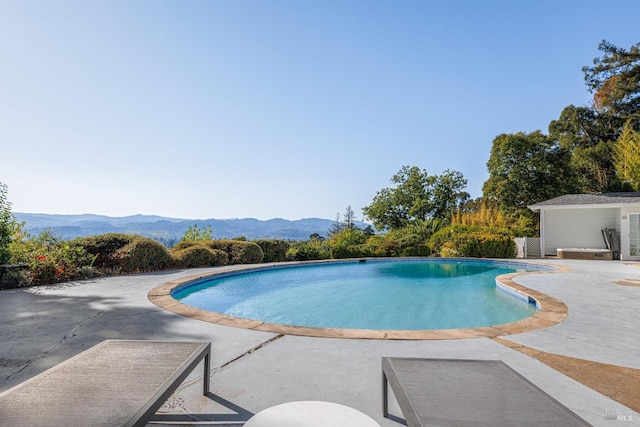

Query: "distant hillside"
<box><xmin>14</xmin><ymin>213</ymin><xmax>360</xmax><ymax>246</ymax></box>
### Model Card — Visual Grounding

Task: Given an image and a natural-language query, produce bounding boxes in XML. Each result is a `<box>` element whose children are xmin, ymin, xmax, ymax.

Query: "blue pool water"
<box><xmin>173</xmin><ymin>259</ymin><xmax>540</xmax><ymax>330</ymax></box>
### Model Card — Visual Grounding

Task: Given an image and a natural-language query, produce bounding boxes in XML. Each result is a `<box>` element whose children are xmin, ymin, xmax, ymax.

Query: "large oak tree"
<box><xmin>548</xmin><ymin>105</ymin><xmax>622</xmax><ymax>192</ymax></box>
<box><xmin>363</xmin><ymin>166</ymin><xmax>469</xmax><ymax>230</ymax></box>
<box><xmin>483</xmin><ymin>131</ymin><xmax>578</xmax><ymax>214</ymax></box>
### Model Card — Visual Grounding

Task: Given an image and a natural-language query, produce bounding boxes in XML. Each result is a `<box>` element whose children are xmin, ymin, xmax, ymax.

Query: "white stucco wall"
<box><xmin>542</xmin><ymin>208</ymin><xmax>619</xmax><ymax>256</ymax></box>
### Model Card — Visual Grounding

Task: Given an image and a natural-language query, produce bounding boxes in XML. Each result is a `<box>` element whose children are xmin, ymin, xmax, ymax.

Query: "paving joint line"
<box><xmin>213</xmin><ymin>334</ymin><xmax>285</xmax><ymax>374</ymax></box>
<box><xmin>172</xmin><ymin>334</ymin><xmax>285</xmax><ymax>393</ymax></box>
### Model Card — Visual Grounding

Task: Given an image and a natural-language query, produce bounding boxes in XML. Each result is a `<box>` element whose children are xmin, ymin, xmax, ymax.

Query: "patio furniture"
<box><xmin>382</xmin><ymin>357</ymin><xmax>590</xmax><ymax>427</ymax></box>
<box><xmin>0</xmin><ymin>340</ymin><xmax>211</xmax><ymax>427</ymax></box>
<box><xmin>245</xmin><ymin>400</ymin><xmax>380</xmax><ymax>427</ymax></box>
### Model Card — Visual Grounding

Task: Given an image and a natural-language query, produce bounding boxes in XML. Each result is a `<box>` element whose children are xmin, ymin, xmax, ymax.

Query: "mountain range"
<box><xmin>14</xmin><ymin>213</ymin><xmax>358</xmax><ymax>245</ymax></box>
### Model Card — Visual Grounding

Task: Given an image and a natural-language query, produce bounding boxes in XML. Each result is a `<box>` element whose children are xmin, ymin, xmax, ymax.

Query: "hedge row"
<box><xmin>75</xmin><ymin>234</ymin><xmax>265</xmax><ymax>274</ymax></box>
<box><xmin>253</xmin><ymin>239</ymin><xmax>289</xmax><ymax>263</ymax></box>
<box><xmin>72</xmin><ymin>229</ymin><xmax>513</xmax><ymax>272</ymax></box>
<box><xmin>172</xmin><ymin>239</ymin><xmax>264</xmax><ymax>266</ymax></box>
<box><xmin>2</xmin><ymin>234</ymin><xmax>289</xmax><ymax>288</ymax></box>
<box><xmin>429</xmin><ymin>226</ymin><xmax>516</xmax><ymax>258</ymax></box>
<box><xmin>172</xmin><ymin>245</ymin><xmax>227</xmax><ymax>268</ymax></box>
<box><xmin>283</xmin><ymin>226</ymin><xmax>516</xmax><ymax>261</ymax></box>
<box><xmin>2</xmin><ymin>227</ymin><xmax>517</xmax><ymax>289</ymax></box>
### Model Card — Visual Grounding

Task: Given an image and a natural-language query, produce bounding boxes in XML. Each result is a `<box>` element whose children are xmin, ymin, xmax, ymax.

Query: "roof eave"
<box><xmin>529</xmin><ymin>202</ymin><xmax>640</xmax><ymax>211</ymax></box>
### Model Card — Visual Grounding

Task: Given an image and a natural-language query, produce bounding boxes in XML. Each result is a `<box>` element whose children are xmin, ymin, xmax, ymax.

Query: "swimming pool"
<box><xmin>172</xmin><ymin>259</ymin><xmax>545</xmax><ymax>331</ymax></box>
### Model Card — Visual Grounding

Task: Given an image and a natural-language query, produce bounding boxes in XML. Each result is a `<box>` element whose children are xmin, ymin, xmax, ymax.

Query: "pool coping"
<box><xmin>147</xmin><ymin>259</ymin><xmax>571</xmax><ymax>340</ymax></box>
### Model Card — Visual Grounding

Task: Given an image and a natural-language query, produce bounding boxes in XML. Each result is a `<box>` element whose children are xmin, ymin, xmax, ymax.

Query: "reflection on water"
<box><xmin>376</xmin><ymin>261</ymin><xmax>497</xmax><ymax>278</ymax></box>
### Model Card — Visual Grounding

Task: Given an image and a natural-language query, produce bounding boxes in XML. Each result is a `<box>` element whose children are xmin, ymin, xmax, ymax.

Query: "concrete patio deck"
<box><xmin>1</xmin><ymin>259</ymin><xmax>638</xmax><ymax>426</ymax></box>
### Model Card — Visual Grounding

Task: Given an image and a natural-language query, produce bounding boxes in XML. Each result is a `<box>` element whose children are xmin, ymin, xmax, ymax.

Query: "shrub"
<box><xmin>371</xmin><ymin>236</ymin><xmax>400</xmax><ymax>257</ymax></box>
<box><xmin>401</xmin><ymin>244</ymin><xmax>431</xmax><ymax>257</ymax></box>
<box><xmin>439</xmin><ymin>242</ymin><xmax>459</xmax><ymax>258</ymax></box>
<box><xmin>429</xmin><ymin>225</ymin><xmax>479</xmax><ymax>254</ymax></box>
<box><xmin>452</xmin><ymin>200</ymin><xmax>538</xmax><ymax>237</ymax></box>
<box><xmin>172</xmin><ymin>240</ymin><xmax>198</xmax><ymax>251</ymax></box>
<box><xmin>254</xmin><ymin>239</ymin><xmax>290</xmax><ymax>263</ymax></box>
<box><xmin>286</xmin><ymin>244</ymin><xmax>329</xmax><ymax>261</ymax></box>
<box><xmin>9</xmin><ymin>230</ymin><xmax>95</xmax><ymax>286</ymax></box>
<box><xmin>429</xmin><ymin>225</ymin><xmax>516</xmax><ymax>258</ymax></box>
<box><xmin>0</xmin><ymin>182</ymin><xmax>17</xmax><ymax>265</ymax></box>
<box><xmin>330</xmin><ymin>244</ymin><xmax>370</xmax><ymax>259</ymax></box>
<box><xmin>358</xmin><ymin>235</ymin><xmax>381</xmax><ymax>257</ymax></box>
<box><xmin>72</xmin><ymin>233</ymin><xmax>134</xmax><ymax>271</ymax></box>
<box><xmin>0</xmin><ymin>266</ymin><xmax>31</xmax><ymax>289</ymax></box>
<box><xmin>395</xmin><ymin>233</ymin><xmax>431</xmax><ymax>257</ymax></box>
<box><xmin>116</xmin><ymin>236</ymin><xmax>173</xmax><ymax>273</ymax></box>
<box><xmin>453</xmin><ymin>231</ymin><xmax>516</xmax><ymax>258</ymax></box>
<box><xmin>172</xmin><ymin>245</ymin><xmax>227</xmax><ymax>268</ymax></box>
<box><xmin>328</xmin><ymin>229</ymin><xmax>370</xmax><ymax>259</ymax></box>
<box><xmin>205</xmin><ymin>240</ymin><xmax>264</xmax><ymax>264</ymax></box>
<box><xmin>362</xmin><ymin>231</ymin><xmax>431</xmax><ymax>258</ymax></box>
<box><xmin>180</xmin><ymin>224</ymin><xmax>213</xmax><ymax>242</ymax></box>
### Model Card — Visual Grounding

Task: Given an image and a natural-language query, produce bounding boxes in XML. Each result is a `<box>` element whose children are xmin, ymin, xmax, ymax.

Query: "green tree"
<box><xmin>328</xmin><ymin>206</ymin><xmax>359</xmax><ymax>236</ymax></box>
<box><xmin>362</xmin><ymin>224</ymin><xmax>375</xmax><ymax>237</ymax></box>
<box><xmin>180</xmin><ymin>224</ymin><xmax>213</xmax><ymax>242</ymax></box>
<box><xmin>583</xmin><ymin>40</ymin><xmax>640</xmax><ymax>124</ymax></box>
<box><xmin>363</xmin><ymin>166</ymin><xmax>433</xmax><ymax>230</ymax></box>
<box><xmin>483</xmin><ymin>131</ymin><xmax>578</xmax><ymax>214</ymax></box>
<box><xmin>545</xmin><ymin>41</ymin><xmax>640</xmax><ymax>194</ymax></box>
<box><xmin>613</xmin><ymin>121</ymin><xmax>640</xmax><ymax>190</ymax></box>
<box><xmin>328</xmin><ymin>228</ymin><xmax>369</xmax><ymax>259</ymax></box>
<box><xmin>309</xmin><ymin>233</ymin><xmax>325</xmax><ymax>242</ymax></box>
<box><xmin>549</xmin><ymin>105</ymin><xmax>622</xmax><ymax>192</ymax></box>
<box><xmin>343</xmin><ymin>205</ymin><xmax>357</xmax><ymax>230</ymax></box>
<box><xmin>0</xmin><ymin>183</ymin><xmax>17</xmax><ymax>265</ymax></box>
<box><xmin>362</xmin><ymin>166</ymin><xmax>468</xmax><ymax>230</ymax></box>
<box><xmin>432</xmin><ymin>170</ymin><xmax>469</xmax><ymax>222</ymax></box>
<box><xmin>327</xmin><ymin>213</ymin><xmax>344</xmax><ymax>237</ymax></box>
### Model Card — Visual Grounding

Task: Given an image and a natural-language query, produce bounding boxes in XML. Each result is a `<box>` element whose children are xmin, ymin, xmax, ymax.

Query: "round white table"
<box><xmin>244</xmin><ymin>400</ymin><xmax>381</xmax><ymax>427</ymax></box>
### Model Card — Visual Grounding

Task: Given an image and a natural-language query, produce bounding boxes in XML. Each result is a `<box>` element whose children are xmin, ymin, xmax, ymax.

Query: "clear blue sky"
<box><xmin>2</xmin><ymin>1</ymin><xmax>638</xmax><ymax>220</ymax></box>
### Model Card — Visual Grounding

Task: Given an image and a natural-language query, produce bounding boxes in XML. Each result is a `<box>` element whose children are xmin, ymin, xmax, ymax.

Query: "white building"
<box><xmin>529</xmin><ymin>193</ymin><xmax>640</xmax><ymax>261</ymax></box>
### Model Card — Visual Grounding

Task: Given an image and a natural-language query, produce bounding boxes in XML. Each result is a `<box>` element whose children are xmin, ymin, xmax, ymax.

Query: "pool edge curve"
<box><xmin>147</xmin><ymin>259</ymin><xmax>571</xmax><ymax>340</ymax></box>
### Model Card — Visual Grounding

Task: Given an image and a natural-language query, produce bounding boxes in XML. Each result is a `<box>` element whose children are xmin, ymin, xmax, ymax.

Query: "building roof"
<box><xmin>529</xmin><ymin>192</ymin><xmax>640</xmax><ymax>211</ymax></box>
